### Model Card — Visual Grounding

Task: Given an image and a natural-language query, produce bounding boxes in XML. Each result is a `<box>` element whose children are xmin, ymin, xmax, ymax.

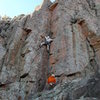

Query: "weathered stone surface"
<box><xmin>31</xmin><ymin>73</ymin><xmax>100</xmax><ymax>100</ymax></box>
<box><xmin>0</xmin><ymin>0</ymin><xmax>100</xmax><ymax>100</ymax></box>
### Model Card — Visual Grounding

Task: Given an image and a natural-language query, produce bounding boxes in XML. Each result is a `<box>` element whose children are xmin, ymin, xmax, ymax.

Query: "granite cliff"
<box><xmin>0</xmin><ymin>0</ymin><xmax>100</xmax><ymax>100</ymax></box>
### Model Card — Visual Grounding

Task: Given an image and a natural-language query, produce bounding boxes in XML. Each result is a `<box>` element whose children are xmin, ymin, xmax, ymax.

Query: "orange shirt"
<box><xmin>47</xmin><ymin>76</ymin><xmax>56</xmax><ymax>84</ymax></box>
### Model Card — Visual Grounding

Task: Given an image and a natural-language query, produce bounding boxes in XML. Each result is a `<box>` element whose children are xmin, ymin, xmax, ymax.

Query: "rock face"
<box><xmin>0</xmin><ymin>0</ymin><xmax>100</xmax><ymax>100</ymax></box>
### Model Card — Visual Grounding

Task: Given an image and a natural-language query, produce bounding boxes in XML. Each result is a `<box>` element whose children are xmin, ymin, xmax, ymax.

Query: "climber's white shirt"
<box><xmin>45</xmin><ymin>36</ymin><xmax>53</xmax><ymax>42</ymax></box>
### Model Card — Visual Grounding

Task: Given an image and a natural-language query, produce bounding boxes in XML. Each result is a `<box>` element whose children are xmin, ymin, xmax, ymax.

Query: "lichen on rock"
<box><xmin>0</xmin><ymin>0</ymin><xmax>100</xmax><ymax>100</ymax></box>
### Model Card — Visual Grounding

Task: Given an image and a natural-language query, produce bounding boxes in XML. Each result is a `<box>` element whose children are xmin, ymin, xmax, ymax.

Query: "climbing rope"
<box><xmin>47</xmin><ymin>43</ymin><xmax>51</xmax><ymax>76</ymax></box>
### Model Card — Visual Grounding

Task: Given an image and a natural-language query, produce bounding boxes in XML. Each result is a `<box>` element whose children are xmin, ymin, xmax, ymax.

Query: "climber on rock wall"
<box><xmin>40</xmin><ymin>36</ymin><xmax>53</xmax><ymax>51</ymax></box>
<box><xmin>47</xmin><ymin>74</ymin><xmax>56</xmax><ymax>86</ymax></box>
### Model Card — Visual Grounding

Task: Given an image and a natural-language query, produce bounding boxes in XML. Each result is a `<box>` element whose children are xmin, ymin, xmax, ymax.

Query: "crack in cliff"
<box><xmin>86</xmin><ymin>37</ymin><xmax>99</xmax><ymax>72</ymax></box>
<box><xmin>0</xmin><ymin>54</ymin><xmax>6</xmax><ymax>72</ymax></box>
<box><xmin>23</xmin><ymin>15</ymin><xmax>30</xmax><ymax>28</ymax></box>
<box><xmin>86</xmin><ymin>38</ymin><xmax>95</xmax><ymax>58</ymax></box>
<box><xmin>86</xmin><ymin>0</ymin><xmax>97</xmax><ymax>16</ymax></box>
<box><xmin>0</xmin><ymin>82</ymin><xmax>12</xmax><ymax>89</ymax></box>
<box><xmin>0</xmin><ymin>46</ymin><xmax>8</xmax><ymax>73</ymax></box>
<box><xmin>77</xmin><ymin>19</ymin><xmax>99</xmax><ymax>73</ymax></box>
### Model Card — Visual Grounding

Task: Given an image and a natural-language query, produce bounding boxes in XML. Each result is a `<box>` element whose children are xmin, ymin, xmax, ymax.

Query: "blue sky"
<box><xmin>0</xmin><ymin>0</ymin><xmax>55</xmax><ymax>18</ymax></box>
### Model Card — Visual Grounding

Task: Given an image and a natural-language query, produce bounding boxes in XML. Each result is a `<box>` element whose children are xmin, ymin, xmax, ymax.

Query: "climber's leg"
<box><xmin>47</xmin><ymin>45</ymin><xmax>49</xmax><ymax>51</ymax></box>
<box><xmin>47</xmin><ymin>44</ymin><xmax>50</xmax><ymax>53</ymax></box>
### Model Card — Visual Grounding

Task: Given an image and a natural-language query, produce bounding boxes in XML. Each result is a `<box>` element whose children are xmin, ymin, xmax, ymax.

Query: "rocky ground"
<box><xmin>0</xmin><ymin>0</ymin><xmax>100</xmax><ymax>100</ymax></box>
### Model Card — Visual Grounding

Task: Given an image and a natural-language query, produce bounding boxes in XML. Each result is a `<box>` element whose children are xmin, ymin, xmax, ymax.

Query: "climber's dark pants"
<box><xmin>44</xmin><ymin>41</ymin><xmax>50</xmax><ymax>52</ymax></box>
<box><xmin>40</xmin><ymin>41</ymin><xmax>52</xmax><ymax>53</ymax></box>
